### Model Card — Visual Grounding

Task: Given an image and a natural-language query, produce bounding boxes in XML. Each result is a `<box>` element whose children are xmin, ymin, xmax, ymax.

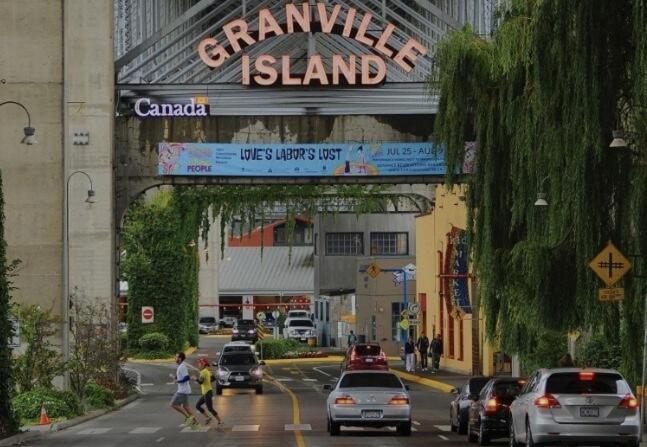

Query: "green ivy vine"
<box><xmin>432</xmin><ymin>0</ymin><xmax>647</xmax><ymax>382</ymax></box>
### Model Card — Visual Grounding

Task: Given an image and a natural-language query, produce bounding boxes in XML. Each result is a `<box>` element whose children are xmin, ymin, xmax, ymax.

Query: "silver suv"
<box><xmin>509</xmin><ymin>368</ymin><xmax>640</xmax><ymax>447</ymax></box>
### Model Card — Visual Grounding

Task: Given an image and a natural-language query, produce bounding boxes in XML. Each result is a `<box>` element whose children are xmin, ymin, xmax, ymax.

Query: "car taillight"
<box><xmin>534</xmin><ymin>394</ymin><xmax>561</xmax><ymax>409</ymax></box>
<box><xmin>618</xmin><ymin>394</ymin><xmax>639</xmax><ymax>410</ymax></box>
<box><xmin>579</xmin><ymin>371</ymin><xmax>595</xmax><ymax>381</ymax></box>
<box><xmin>335</xmin><ymin>396</ymin><xmax>356</xmax><ymax>405</ymax></box>
<box><xmin>484</xmin><ymin>397</ymin><xmax>498</xmax><ymax>415</ymax></box>
<box><xmin>389</xmin><ymin>395</ymin><xmax>409</xmax><ymax>405</ymax></box>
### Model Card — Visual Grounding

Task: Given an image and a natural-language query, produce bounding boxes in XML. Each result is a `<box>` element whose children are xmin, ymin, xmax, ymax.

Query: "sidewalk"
<box><xmin>389</xmin><ymin>359</ymin><xmax>470</xmax><ymax>392</ymax></box>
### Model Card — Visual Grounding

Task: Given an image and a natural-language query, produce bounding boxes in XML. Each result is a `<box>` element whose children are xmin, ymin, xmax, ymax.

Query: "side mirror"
<box><xmin>259</xmin><ymin>361</ymin><xmax>266</xmax><ymax>366</ymax></box>
<box><xmin>405</xmin><ymin>385</ymin><xmax>410</xmax><ymax>391</ymax></box>
<box><xmin>323</xmin><ymin>384</ymin><xmax>332</xmax><ymax>391</ymax></box>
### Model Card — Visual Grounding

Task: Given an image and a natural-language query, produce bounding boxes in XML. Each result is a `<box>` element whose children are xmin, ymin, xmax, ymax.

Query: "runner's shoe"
<box><xmin>204</xmin><ymin>417</ymin><xmax>212</xmax><ymax>425</ymax></box>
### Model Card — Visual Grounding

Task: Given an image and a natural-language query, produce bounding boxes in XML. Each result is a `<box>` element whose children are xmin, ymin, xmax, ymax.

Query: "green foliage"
<box><xmin>0</xmin><ymin>170</ymin><xmax>19</xmax><ymax>436</ymax></box>
<box><xmin>83</xmin><ymin>381</ymin><xmax>115</xmax><ymax>409</ymax></box>
<box><xmin>13</xmin><ymin>305</ymin><xmax>65</xmax><ymax>393</ymax></box>
<box><xmin>579</xmin><ymin>333</ymin><xmax>623</xmax><ymax>371</ymax></box>
<box><xmin>12</xmin><ymin>387</ymin><xmax>80</xmax><ymax>420</ymax></box>
<box><xmin>255</xmin><ymin>338</ymin><xmax>300</xmax><ymax>359</ymax></box>
<box><xmin>138</xmin><ymin>332</ymin><xmax>170</xmax><ymax>352</ymax></box>
<box><xmin>519</xmin><ymin>331</ymin><xmax>568</xmax><ymax>375</ymax></box>
<box><xmin>432</xmin><ymin>0</ymin><xmax>647</xmax><ymax>383</ymax></box>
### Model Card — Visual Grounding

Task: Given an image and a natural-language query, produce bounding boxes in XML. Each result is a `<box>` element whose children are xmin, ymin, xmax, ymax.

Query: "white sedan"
<box><xmin>324</xmin><ymin>370</ymin><xmax>412</xmax><ymax>436</ymax></box>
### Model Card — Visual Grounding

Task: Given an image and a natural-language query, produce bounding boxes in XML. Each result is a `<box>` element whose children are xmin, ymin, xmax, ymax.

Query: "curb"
<box><xmin>392</xmin><ymin>369</ymin><xmax>457</xmax><ymax>393</ymax></box>
<box><xmin>127</xmin><ymin>346</ymin><xmax>197</xmax><ymax>364</ymax></box>
<box><xmin>0</xmin><ymin>394</ymin><xmax>140</xmax><ymax>447</ymax></box>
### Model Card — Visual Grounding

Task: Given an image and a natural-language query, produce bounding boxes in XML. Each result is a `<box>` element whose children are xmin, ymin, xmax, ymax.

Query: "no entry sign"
<box><xmin>141</xmin><ymin>306</ymin><xmax>154</xmax><ymax>324</ymax></box>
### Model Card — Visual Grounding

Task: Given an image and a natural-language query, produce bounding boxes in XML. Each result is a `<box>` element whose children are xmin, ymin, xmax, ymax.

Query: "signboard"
<box><xmin>398</xmin><ymin>319</ymin><xmax>410</xmax><ymax>330</ymax></box>
<box><xmin>341</xmin><ymin>314</ymin><xmax>356</xmax><ymax>324</ymax></box>
<box><xmin>9</xmin><ymin>316</ymin><xmax>20</xmax><ymax>348</ymax></box>
<box><xmin>272</xmin><ymin>310</ymin><xmax>280</xmax><ymax>319</ymax></box>
<box><xmin>407</xmin><ymin>319</ymin><xmax>420</xmax><ymax>326</ymax></box>
<box><xmin>141</xmin><ymin>306</ymin><xmax>154</xmax><ymax>324</ymax></box>
<box><xmin>158</xmin><ymin>142</ymin><xmax>445</xmax><ymax>177</ymax></box>
<box><xmin>367</xmin><ymin>262</ymin><xmax>381</xmax><ymax>278</ymax></box>
<box><xmin>197</xmin><ymin>3</ymin><xmax>427</xmax><ymax>86</ymax></box>
<box><xmin>393</xmin><ymin>263</ymin><xmax>416</xmax><ymax>285</ymax></box>
<box><xmin>407</xmin><ymin>302</ymin><xmax>421</xmax><ymax>316</ymax></box>
<box><xmin>589</xmin><ymin>242</ymin><xmax>632</xmax><ymax>286</ymax></box>
<box><xmin>444</xmin><ymin>227</ymin><xmax>472</xmax><ymax>313</ymax></box>
<box><xmin>134</xmin><ymin>98</ymin><xmax>209</xmax><ymax>117</ymax></box>
<box><xmin>598</xmin><ymin>287</ymin><xmax>624</xmax><ymax>302</ymax></box>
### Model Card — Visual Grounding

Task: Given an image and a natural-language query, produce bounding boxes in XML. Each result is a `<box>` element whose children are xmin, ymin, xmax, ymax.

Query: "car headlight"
<box><xmin>232</xmin><ymin>329</ymin><xmax>239</xmax><ymax>334</ymax></box>
<box><xmin>250</xmin><ymin>367</ymin><xmax>263</xmax><ymax>378</ymax></box>
<box><xmin>218</xmin><ymin>368</ymin><xmax>229</xmax><ymax>379</ymax></box>
<box><xmin>248</xmin><ymin>329</ymin><xmax>255</xmax><ymax>334</ymax></box>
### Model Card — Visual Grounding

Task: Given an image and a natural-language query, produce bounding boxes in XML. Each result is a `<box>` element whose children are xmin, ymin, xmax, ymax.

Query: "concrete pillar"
<box><xmin>198</xmin><ymin>210</ymin><xmax>220</xmax><ymax>319</ymax></box>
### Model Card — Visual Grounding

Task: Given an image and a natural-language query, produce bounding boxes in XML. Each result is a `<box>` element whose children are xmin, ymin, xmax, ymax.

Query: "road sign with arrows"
<box><xmin>588</xmin><ymin>242</ymin><xmax>632</xmax><ymax>287</ymax></box>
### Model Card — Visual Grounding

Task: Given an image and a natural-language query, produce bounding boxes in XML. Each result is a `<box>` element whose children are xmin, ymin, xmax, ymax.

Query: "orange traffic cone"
<box><xmin>39</xmin><ymin>405</ymin><xmax>51</xmax><ymax>425</ymax></box>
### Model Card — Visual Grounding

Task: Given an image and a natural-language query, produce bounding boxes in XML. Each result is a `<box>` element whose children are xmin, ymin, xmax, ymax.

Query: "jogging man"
<box><xmin>169</xmin><ymin>352</ymin><xmax>198</xmax><ymax>427</ymax></box>
<box><xmin>194</xmin><ymin>358</ymin><xmax>222</xmax><ymax>428</ymax></box>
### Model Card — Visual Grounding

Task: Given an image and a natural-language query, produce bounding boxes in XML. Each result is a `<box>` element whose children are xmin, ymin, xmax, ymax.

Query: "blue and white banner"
<box><xmin>158</xmin><ymin>142</ymin><xmax>446</xmax><ymax>176</ymax></box>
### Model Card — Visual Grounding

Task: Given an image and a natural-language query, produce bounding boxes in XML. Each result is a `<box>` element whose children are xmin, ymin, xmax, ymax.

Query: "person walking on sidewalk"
<box><xmin>430</xmin><ymin>334</ymin><xmax>443</xmax><ymax>373</ymax></box>
<box><xmin>404</xmin><ymin>336</ymin><xmax>416</xmax><ymax>372</ymax></box>
<box><xmin>169</xmin><ymin>352</ymin><xmax>199</xmax><ymax>427</ymax></box>
<box><xmin>347</xmin><ymin>330</ymin><xmax>357</xmax><ymax>347</ymax></box>
<box><xmin>194</xmin><ymin>358</ymin><xmax>223</xmax><ymax>429</ymax></box>
<box><xmin>416</xmin><ymin>332</ymin><xmax>430</xmax><ymax>371</ymax></box>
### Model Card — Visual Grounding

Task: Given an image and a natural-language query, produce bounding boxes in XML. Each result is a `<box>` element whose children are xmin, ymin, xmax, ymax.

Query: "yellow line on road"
<box><xmin>393</xmin><ymin>370</ymin><xmax>456</xmax><ymax>393</ymax></box>
<box><xmin>268</xmin><ymin>375</ymin><xmax>306</xmax><ymax>447</ymax></box>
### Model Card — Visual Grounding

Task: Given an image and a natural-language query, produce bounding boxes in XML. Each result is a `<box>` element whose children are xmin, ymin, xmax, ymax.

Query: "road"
<box><xmin>29</xmin><ymin>336</ymin><xmax>490</xmax><ymax>447</ymax></box>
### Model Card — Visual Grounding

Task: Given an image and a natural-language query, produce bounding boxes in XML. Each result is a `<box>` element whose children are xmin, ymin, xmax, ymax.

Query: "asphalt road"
<box><xmin>27</xmin><ymin>336</ymin><xmax>492</xmax><ymax>447</ymax></box>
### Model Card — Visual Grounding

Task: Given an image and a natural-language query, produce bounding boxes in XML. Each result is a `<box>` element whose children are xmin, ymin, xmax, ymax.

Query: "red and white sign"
<box><xmin>141</xmin><ymin>306</ymin><xmax>154</xmax><ymax>324</ymax></box>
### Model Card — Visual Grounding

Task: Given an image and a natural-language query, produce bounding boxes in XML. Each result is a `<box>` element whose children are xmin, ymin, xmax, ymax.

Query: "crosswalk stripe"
<box><xmin>181</xmin><ymin>426</ymin><xmax>209</xmax><ymax>433</ymax></box>
<box><xmin>130</xmin><ymin>427</ymin><xmax>161</xmax><ymax>434</ymax></box>
<box><xmin>435</xmin><ymin>425</ymin><xmax>452</xmax><ymax>432</ymax></box>
<box><xmin>439</xmin><ymin>435</ymin><xmax>449</xmax><ymax>440</ymax></box>
<box><xmin>413</xmin><ymin>420</ymin><xmax>421</xmax><ymax>426</ymax></box>
<box><xmin>276</xmin><ymin>378</ymin><xmax>294</xmax><ymax>382</ymax></box>
<box><xmin>302</xmin><ymin>378</ymin><xmax>317</xmax><ymax>382</ymax></box>
<box><xmin>77</xmin><ymin>428</ymin><xmax>111</xmax><ymax>435</ymax></box>
<box><xmin>232</xmin><ymin>425</ymin><xmax>260</xmax><ymax>432</ymax></box>
<box><xmin>285</xmin><ymin>424</ymin><xmax>312</xmax><ymax>431</ymax></box>
<box><xmin>156</xmin><ymin>437</ymin><xmax>165</xmax><ymax>443</ymax></box>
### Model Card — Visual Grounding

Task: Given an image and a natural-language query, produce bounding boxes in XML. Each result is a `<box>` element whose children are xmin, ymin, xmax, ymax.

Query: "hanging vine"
<box><xmin>432</xmin><ymin>0</ymin><xmax>647</xmax><ymax>380</ymax></box>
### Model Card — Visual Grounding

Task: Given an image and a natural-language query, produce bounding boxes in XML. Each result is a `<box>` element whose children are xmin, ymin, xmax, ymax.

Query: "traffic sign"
<box><xmin>256</xmin><ymin>311</ymin><xmax>266</xmax><ymax>321</ymax></box>
<box><xmin>598</xmin><ymin>287</ymin><xmax>624</xmax><ymax>302</ymax></box>
<box><xmin>141</xmin><ymin>306</ymin><xmax>154</xmax><ymax>324</ymax></box>
<box><xmin>399</xmin><ymin>319</ymin><xmax>410</xmax><ymax>330</ymax></box>
<box><xmin>408</xmin><ymin>319</ymin><xmax>420</xmax><ymax>325</ymax></box>
<box><xmin>272</xmin><ymin>310</ymin><xmax>280</xmax><ymax>319</ymax></box>
<box><xmin>407</xmin><ymin>302</ymin><xmax>421</xmax><ymax>315</ymax></box>
<box><xmin>367</xmin><ymin>262</ymin><xmax>381</xmax><ymax>278</ymax></box>
<box><xmin>588</xmin><ymin>242</ymin><xmax>632</xmax><ymax>286</ymax></box>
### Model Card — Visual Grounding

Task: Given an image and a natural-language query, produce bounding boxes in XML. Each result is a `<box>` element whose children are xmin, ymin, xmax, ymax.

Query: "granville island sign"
<box><xmin>197</xmin><ymin>2</ymin><xmax>428</xmax><ymax>86</ymax></box>
<box><xmin>134</xmin><ymin>98</ymin><xmax>210</xmax><ymax>117</ymax></box>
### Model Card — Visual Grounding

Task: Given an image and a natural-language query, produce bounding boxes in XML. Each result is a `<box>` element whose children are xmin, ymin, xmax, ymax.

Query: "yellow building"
<box><xmin>416</xmin><ymin>185</ymin><xmax>505</xmax><ymax>376</ymax></box>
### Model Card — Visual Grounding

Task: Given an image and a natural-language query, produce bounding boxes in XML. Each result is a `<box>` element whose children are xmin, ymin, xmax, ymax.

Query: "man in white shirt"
<box><xmin>169</xmin><ymin>352</ymin><xmax>198</xmax><ymax>427</ymax></box>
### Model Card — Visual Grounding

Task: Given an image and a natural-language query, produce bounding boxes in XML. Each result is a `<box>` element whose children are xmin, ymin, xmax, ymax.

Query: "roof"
<box><xmin>219</xmin><ymin>246</ymin><xmax>314</xmax><ymax>295</ymax></box>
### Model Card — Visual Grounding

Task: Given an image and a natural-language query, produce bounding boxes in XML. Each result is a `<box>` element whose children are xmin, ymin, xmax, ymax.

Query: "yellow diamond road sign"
<box><xmin>367</xmin><ymin>262</ymin><xmax>381</xmax><ymax>279</ymax></box>
<box><xmin>588</xmin><ymin>242</ymin><xmax>632</xmax><ymax>287</ymax></box>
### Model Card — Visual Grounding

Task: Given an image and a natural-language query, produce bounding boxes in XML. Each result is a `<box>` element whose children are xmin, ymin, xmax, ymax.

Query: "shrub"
<box><xmin>83</xmin><ymin>381</ymin><xmax>115</xmax><ymax>409</ymax></box>
<box><xmin>139</xmin><ymin>332</ymin><xmax>170</xmax><ymax>352</ymax></box>
<box><xmin>255</xmin><ymin>339</ymin><xmax>300</xmax><ymax>359</ymax></box>
<box><xmin>12</xmin><ymin>388</ymin><xmax>79</xmax><ymax>420</ymax></box>
<box><xmin>579</xmin><ymin>333</ymin><xmax>622</xmax><ymax>370</ymax></box>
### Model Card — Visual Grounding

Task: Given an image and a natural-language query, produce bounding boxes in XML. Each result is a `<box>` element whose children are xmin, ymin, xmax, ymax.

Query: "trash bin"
<box><xmin>357</xmin><ymin>334</ymin><xmax>366</xmax><ymax>344</ymax></box>
<box><xmin>307</xmin><ymin>336</ymin><xmax>317</xmax><ymax>347</ymax></box>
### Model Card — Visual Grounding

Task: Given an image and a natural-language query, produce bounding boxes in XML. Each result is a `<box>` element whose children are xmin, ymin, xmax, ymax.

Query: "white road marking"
<box><xmin>435</xmin><ymin>425</ymin><xmax>452</xmax><ymax>432</ymax></box>
<box><xmin>140</xmin><ymin>383</ymin><xmax>154</xmax><ymax>386</ymax></box>
<box><xmin>276</xmin><ymin>378</ymin><xmax>294</xmax><ymax>382</ymax></box>
<box><xmin>330</xmin><ymin>378</ymin><xmax>338</xmax><ymax>381</ymax></box>
<box><xmin>130</xmin><ymin>427</ymin><xmax>161</xmax><ymax>434</ymax></box>
<box><xmin>413</xmin><ymin>427</ymin><xmax>418</xmax><ymax>432</ymax></box>
<box><xmin>413</xmin><ymin>420</ymin><xmax>421</xmax><ymax>426</ymax></box>
<box><xmin>156</xmin><ymin>437</ymin><xmax>165</xmax><ymax>442</ymax></box>
<box><xmin>77</xmin><ymin>428</ymin><xmax>112</xmax><ymax>435</ymax></box>
<box><xmin>285</xmin><ymin>424</ymin><xmax>312</xmax><ymax>431</ymax></box>
<box><xmin>312</xmin><ymin>367</ymin><xmax>333</xmax><ymax>377</ymax></box>
<box><xmin>232</xmin><ymin>425</ymin><xmax>260</xmax><ymax>432</ymax></box>
<box><xmin>303</xmin><ymin>378</ymin><xmax>317</xmax><ymax>382</ymax></box>
<box><xmin>439</xmin><ymin>435</ymin><xmax>450</xmax><ymax>440</ymax></box>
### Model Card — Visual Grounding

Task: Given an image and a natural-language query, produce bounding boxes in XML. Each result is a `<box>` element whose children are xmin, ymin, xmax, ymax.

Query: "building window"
<box><xmin>325</xmin><ymin>301</ymin><xmax>330</xmax><ymax>322</ymax></box>
<box><xmin>391</xmin><ymin>302</ymin><xmax>402</xmax><ymax>341</ymax></box>
<box><xmin>370</xmin><ymin>232</ymin><xmax>409</xmax><ymax>255</ymax></box>
<box><xmin>325</xmin><ymin>232</ymin><xmax>363</xmax><ymax>256</ymax></box>
<box><xmin>274</xmin><ymin>222</ymin><xmax>312</xmax><ymax>246</ymax></box>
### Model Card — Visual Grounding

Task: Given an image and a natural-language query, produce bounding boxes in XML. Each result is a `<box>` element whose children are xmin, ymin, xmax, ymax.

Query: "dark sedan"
<box><xmin>215</xmin><ymin>351</ymin><xmax>265</xmax><ymax>395</ymax></box>
<box><xmin>467</xmin><ymin>376</ymin><xmax>526</xmax><ymax>445</ymax></box>
<box><xmin>450</xmin><ymin>376</ymin><xmax>491</xmax><ymax>434</ymax></box>
<box><xmin>231</xmin><ymin>319</ymin><xmax>258</xmax><ymax>343</ymax></box>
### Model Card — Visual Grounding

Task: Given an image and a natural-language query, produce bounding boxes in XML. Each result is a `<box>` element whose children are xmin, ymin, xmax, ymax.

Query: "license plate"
<box><xmin>362</xmin><ymin>410</ymin><xmax>383</xmax><ymax>419</ymax></box>
<box><xmin>365</xmin><ymin>358</ymin><xmax>374</xmax><ymax>363</ymax></box>
<box><xmin>580</xmin><ymin>407</ymin><xmax>599</xmax><ymax>417</ymax></box>
<box><xmin>235</xmin><ymin>376</ymin><xmax>245</xmax><ymax>382</ymax></box>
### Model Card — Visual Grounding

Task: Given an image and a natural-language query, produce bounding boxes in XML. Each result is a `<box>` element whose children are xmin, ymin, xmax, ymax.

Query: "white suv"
<box><xmin>283</xmin><ymin>319</ymin><xmax>316</xmax><ymax>342</ymax></box>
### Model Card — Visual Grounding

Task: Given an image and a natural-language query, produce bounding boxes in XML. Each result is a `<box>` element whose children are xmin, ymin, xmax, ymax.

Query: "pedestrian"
<box><xmin>347</xmin><ymin>330</ymin><xmax>357</xmax><ymax>347</ymax></box>
<box><xmin>430</xmin><ymin>333</ymin><xmax>443</xmax><ymax>373</ymax></box>
<box><xmin>404</xmin><ymin>336</ymin><xmax>416</xmax><ymax>372</ymax></box>
<box><xmin>169</xmin><ymin>352</ymin><xmax>199</xmax><ymax>428</ymax></box>
<box><xmin>193</xmin><ymin>358</ymin><xmax>223</xmax><ymax>428</ymax></box>
<box><xmin>557</xmin><ymin>353</ymin><xmax>575</xmax><ymax>367</ymax></box>
<box><xmin>416</xmin><ymin>332</ymin><xmax>430</xmax><ymax>371</ymax></box>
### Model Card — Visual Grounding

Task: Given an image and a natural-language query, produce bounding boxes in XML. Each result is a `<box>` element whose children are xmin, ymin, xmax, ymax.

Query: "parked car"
<box><xmin>222</xmin><ymin>341</ymin><xmax>256</xmax><ymax>354</ymax></box>
<box><xmin>198</xmin><ymin>316</ymin><xmax>218</xmax><ymax>334</ymax></box>
<box><xmin>324</xmin><ymin>370</ymin><xmax>412</xmax><ymax>436</ymax></box>
<box><xmin>219</xmin><ymin>316</ymin><xmax>237</xmax><ymax>327</ymax></box>
<box><xmin>286</xmin><ymin>310</ymin><xmax>310</xmax><ymax>320</ymax></box>
<box><xmin>467</xmin><ymin>376</ymin><xmax>525</xmax><ymax>445</ymax></box>
<box><xmin>231</xmin><ymin>319</ymin><xmax>258</xmax><ymax>343</ymax></box>
<box><xmin>283</xmin><ymin>318</ymin><xmax>315</xmax><ymax>342</ymax></box>
<box><xmin>450</xmin><ymin>376</ymin><xmax>491</xmax><ymax>434</ymax></box>
<box><xmin>509</xmin><ymin>368</ymin><xmax>640</xmax><ymax>447</ymax></box>
<box><xmin>214</xmin><ymin>351</ymin><xmax>265</xmax><ymax>395</ymax></box>
<box><xmin>340</xmin><ymin>343</ymin><xmax>388</xmax><ymax>372</ymax></box>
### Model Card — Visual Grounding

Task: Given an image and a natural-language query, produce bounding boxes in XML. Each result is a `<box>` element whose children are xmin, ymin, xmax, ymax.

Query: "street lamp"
<box><xmin>62</xmin><ymin>170</ymin><xmax>95</xmax><ymax>386</ymax></box>
<box><xmin>534</xmin><ymin>176</ymin><xmax>549</xmax><ymax>207</ymax></box>
<box><xmin>0</xmin><ymin>101</ymin><xmax>37</xmax><ymax>145</ymax></box>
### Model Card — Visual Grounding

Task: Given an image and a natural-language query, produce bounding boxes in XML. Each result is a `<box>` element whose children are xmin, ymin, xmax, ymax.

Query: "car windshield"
<box><xmin>340</xmin><ymin>373</ymin><xmax>402</xmax><ymax>388</ymax></box>
<box><xmin>546</xmin><ymin>372</ymin><xmax>630</xmax><ymax>395</ymax></box>
<box><xmin>200</xmin><ymin>317</ymin><xmax>216</xmax><ymax>324</ymax></box>
<box><xmin>236</xmin><ymin>320</ymin><xmax>255</xmax><ymax>328</ymax></box>
<box><xmin>288</xmin><ymin>320</ymin><xmax>313</xmax><ymax>327</ymax></box>
<box><xmin>470</xmin><ymin>378</ymin><xmax>490</xmax><ymax>395</ymax></box>
<box><xmin>220</xmin><ymin>354</ymin><xmax>257</xmax><ymax>366</ymax></box>
<box><xmin>289</xmin><ymin>312</ymin><xmax>308</xmax><ymax>317</ymax></box>
<box><xmin>354</xmin><ymin>345</ymin><xmax>382</xmax><ymax>356</ymax></box>
<box><xmin>492</xmin><ymin>381</ymin><xmax>524</xmax><ymax>398</ymax></box>
<box><xmin>224</xmin><ymin>345</ymin><xmax>251</xmax><ymax>352</ymax></box>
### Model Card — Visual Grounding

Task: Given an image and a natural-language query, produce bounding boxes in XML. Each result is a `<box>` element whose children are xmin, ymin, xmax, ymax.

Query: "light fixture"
<box><xmin>85</xmin><ymin>189</ymin><xmax>96</xmax><ymax>204</ymax></box>
<box><xmin>609</xmin><ymin>130</ymin><xmax>628</xmax><ymax>148</ymax></box>
<box><xmin>21</xmin><ymin>126</ymin><xmax>37</xmax><ymax>145</ymax></box>
<box><xmin>534</xmin><ymin>192</ymin><xmax>548</xmax><ymax>207</ymax></box>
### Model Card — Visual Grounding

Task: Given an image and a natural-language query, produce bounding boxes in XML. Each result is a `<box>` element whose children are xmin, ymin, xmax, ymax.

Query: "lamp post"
<box><xmin>0</xmin><ymin>101</ymin><xmax>37</xmax><ymax>145</ymax></box>
<box><xmin>62</xmin><ymin>170</ymin><xmax>95</xmax><ymax>387</ymax></box>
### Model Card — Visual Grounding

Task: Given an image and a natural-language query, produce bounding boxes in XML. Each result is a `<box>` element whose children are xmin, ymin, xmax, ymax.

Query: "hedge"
<box><xmin>12</xmin><ymin>388</ymin><xmax>80</xmax><ymax>420</ymax></box>
<box><xmin>84</xmin><ymin>382</ymin><xmax>115</xmax><ymax>409</ymax></box>
<box><xmin>255</xmin><ymin>339</ymin><xmax>301</xmax><ymax>359</ymax></box>
<box><xmin>139</xmin><ymin>332</ymin><xmax>170</xmax><ymax>352</ymax></box>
